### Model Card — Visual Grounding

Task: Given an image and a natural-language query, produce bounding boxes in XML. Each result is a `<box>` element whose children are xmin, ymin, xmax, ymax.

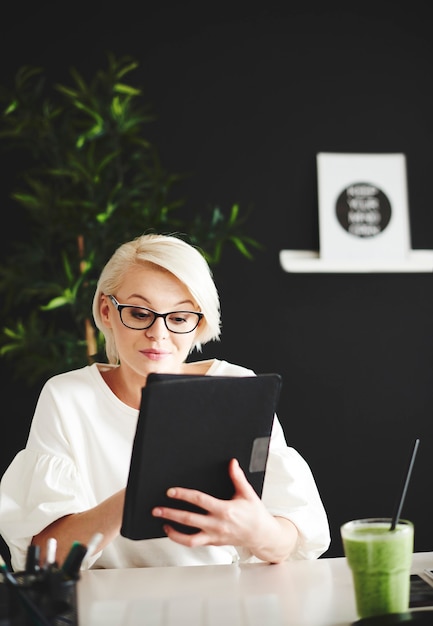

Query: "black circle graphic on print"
<box><xmin>336</xmin><ymin>182</ymin><xmax>392</xmax><ymax>238</ymax></box>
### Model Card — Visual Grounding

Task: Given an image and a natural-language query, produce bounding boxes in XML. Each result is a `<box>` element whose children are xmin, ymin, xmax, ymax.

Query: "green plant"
<box><xmin>0</xmin><ymin>53</ymin><xmax>262</xmax><ymax>386</ymax></box>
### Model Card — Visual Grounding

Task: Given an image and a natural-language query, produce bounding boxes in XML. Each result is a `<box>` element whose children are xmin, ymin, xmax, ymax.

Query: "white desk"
<box><xmin>78</xmin><ymin>552</ymin><xmax>433</xmax><ymax>625</ymax></box>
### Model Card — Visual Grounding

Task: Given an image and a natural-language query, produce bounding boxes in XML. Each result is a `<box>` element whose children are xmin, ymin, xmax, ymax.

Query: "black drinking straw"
<box><xmin>390</xmin><ymin>438</ymin><xmax>420</xmax><ymax>531</ymax></box>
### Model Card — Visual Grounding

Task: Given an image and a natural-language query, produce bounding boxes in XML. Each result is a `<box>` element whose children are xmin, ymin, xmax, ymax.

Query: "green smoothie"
<box><xmin>341</xmin><ymin>518</ymin><xmax>414</xmax><ymax>619</ymax></box>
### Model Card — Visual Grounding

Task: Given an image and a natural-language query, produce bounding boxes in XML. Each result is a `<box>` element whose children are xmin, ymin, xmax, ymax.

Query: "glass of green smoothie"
<box><xmin>341</xmin><ymin>517</ymin><xmax>414</xmax><ymax>619</ymax></box>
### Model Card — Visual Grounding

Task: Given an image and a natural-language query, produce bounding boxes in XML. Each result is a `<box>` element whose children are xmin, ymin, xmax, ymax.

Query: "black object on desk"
<box><xmin>0</xmin><ymin>573</ymin><xmax>78</xmax><ymax>626</ymax></box>
<box><xmin>409</xmin><ymin>575</ymin><xmax>433</xmax><ymax>608</ymax></box>
<box><xmin>353</xmin><ymin>612</ymin><xmax>433</xmax><ymax>624</ymax></box>
<box><xmin>0</xmin><ymin>542</ymin><xmax>80</xmax><ymax>626</ymax></box>
<box><xmin>121</xmin><ymin>372</ymin><xmax>282</xmax><ymax>540</ymax></box>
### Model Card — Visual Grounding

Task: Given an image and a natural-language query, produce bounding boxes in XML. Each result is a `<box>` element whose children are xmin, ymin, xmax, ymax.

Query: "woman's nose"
<box><xmin>144</xmin><ymin>316</ymin><xmax>168</xmax><ymax>339</ymax></box>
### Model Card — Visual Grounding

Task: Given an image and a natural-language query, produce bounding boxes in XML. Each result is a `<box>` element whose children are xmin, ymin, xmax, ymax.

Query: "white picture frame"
<box><xmin>316</xmin><ymin>152</ymin><xmax>411</xmax><ymax>262</ymax></box>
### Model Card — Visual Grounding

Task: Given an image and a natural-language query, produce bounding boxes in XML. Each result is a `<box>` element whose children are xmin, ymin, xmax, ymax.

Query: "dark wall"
<box><xmin>1</xmin><ymin>3</ymin><xmax>433</xmax><ymax>558</ymax></box>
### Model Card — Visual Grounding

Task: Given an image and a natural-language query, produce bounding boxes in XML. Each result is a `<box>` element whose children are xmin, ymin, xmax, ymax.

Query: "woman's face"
<box><xmin>100</xmin><ymin>263</ymin><xmax>202</xmax><ymax>379</ymax></box>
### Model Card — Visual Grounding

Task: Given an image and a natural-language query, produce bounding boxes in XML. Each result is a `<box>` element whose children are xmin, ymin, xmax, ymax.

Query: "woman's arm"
<box><xmin>31</xmin><ymin>489</ymin><xmax>125</xmax><ymax>566</ymax></box>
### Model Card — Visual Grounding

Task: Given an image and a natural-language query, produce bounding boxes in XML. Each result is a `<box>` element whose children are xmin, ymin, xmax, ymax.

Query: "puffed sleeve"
<box><xmin>0</xmin><ymin>450</ymin><xmax>91</xmax><ymax>571</ymax></box>
<box><xmin>0</xmin><ymin>378</ymin><xmax>95</xmax><ymax>572</ymax></box>
<box><xmin>262</xmin><ymin>417</ymin><xmax>330</xmax><ymax>559</ymax></box>
<box><xmin>235</xmin><ymin>416</ymin><xmax>330</xmax><ymax>563</ymax></box>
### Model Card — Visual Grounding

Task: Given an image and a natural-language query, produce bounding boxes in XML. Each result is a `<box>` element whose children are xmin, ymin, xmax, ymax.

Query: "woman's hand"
<box><xmin>152</xmin><ymin>458</ymin><xmax>298</xmax><ymax>563</ymax></box>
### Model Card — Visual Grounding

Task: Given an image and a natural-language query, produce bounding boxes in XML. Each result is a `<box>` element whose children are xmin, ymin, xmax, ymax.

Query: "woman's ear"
<box><xmin>100</xmin><ymin>295</ymin><xmax>112</xmax><ymax>328</ymax></box>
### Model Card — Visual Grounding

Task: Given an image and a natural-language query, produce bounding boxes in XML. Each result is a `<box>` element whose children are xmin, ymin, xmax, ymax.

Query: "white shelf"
<box><xmin>279</xmin><ymin>249</ymin><xmax>433</xmax><ymax>273</ymax></box>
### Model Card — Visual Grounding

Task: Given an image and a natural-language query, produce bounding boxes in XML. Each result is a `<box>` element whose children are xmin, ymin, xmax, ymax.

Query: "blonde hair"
<box><xmin>92</xmin><ymin>234</ymin><xmax>221</xmax><ymax>363</ymax></box>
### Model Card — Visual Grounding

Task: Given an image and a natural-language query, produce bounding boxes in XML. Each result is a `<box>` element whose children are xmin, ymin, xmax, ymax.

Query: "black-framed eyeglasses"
<box><xmin>107</xmin><ymin>295</ymin><xmax>203</xmax><ymax>334</ymax></box>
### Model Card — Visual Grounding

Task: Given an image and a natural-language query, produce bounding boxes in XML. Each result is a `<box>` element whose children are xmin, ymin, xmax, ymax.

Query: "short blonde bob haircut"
<box><xmin>92</xmin><ymin>233</ymin><xmax>221</xmax><ymax>364</ymax></box>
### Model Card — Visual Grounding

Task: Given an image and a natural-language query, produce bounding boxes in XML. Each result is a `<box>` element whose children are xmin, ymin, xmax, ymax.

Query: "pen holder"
<box><xmin>0</xmin><ymin>570</ymin><xmax>78</xmax><ymax>626</ymax></box>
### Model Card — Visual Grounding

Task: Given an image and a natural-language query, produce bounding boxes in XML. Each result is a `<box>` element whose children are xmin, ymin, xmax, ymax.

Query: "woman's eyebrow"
<box><xmin>126</xmin><ymin>293</ymin><xmax>195</xmax><ymax>308</ymax></box>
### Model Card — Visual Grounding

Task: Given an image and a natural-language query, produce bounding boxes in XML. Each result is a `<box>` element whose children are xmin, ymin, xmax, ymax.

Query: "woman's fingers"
<box><xmin>151</xmin><ymin>458</ymin><xmax>266</xmax><ymax>546</ymax></box>
<box><xmin>228</xmin><ymin>458</ymin><xmax>260</xmax><ymax>500</ymax></box>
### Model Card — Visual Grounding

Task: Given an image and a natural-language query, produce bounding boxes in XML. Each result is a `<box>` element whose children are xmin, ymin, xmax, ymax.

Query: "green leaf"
<box><xmin>4</xmin><ymin>99</ymin><xmax>18</xmax><ymax>115</ymax></box>
<box><xmin>228</xmin><ymin>203</ymin><xmax>239</xmax><ymax>226</ymax></box>
<box><xmin>40</xmin><ymin>296</ymin><xmax>72</xmax><ymax>310</ymax></box>
<box><xmin>115</xmin><ymin>60</ymin><xmax>140</xmax><ymax>80</ymax></box>
<box><xmin>55</xmin><ymin>84</ymin><xmax>80</xmax><ymax>99</ymax></box>
<box><xmin>114</xmin><ymin>83</ymin><xmax>141</xmax><ymax>96</ymax></box>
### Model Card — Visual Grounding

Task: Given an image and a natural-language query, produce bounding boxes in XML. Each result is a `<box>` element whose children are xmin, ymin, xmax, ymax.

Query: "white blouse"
<box><xmin>0</xmin><ymin>359</ymin><xmax>330</xmax><ymax>571</ymax></box>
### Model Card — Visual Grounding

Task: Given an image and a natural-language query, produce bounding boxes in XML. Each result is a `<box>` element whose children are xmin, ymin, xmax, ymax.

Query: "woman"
<box><xmin>0</xmin><ymin>233</ymin><xmax>330</xmax><ymax>571</ymax></box>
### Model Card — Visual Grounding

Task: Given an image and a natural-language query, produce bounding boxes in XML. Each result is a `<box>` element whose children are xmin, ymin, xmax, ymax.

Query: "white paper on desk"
<box><xmin>316</xmin><ymin>152</ymin><xmax>411</xmax><ymax>262</ymax></box>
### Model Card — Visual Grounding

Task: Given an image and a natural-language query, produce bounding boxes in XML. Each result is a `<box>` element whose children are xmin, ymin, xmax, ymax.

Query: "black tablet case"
<box><xmin>121</xmin><ymin>372</ymin><xmax>282</xmax><ymax>540</ymax></box>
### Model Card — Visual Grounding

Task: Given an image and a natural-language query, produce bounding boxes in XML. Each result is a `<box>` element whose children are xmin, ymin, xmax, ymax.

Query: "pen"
<box><xmin>60</xmin><ymin>541</ymin><xmax>87</xmax><ymax>580</ymax></box>
<box><xmin>0</xmin><ymin>554</ymin><xmax>18</xmax><ymax>586</ymax></box>
<box><xmin>85</xmin><ymin>532</ymin><xmax>103</xmax><ymax>559</ymax></box>
<box><xmin>25</xmin><ymin>544</ymin><xmax>40</xmax><ymax>575</ymax></box>
<box><xmin>60</xmin><ymin>532</ymin><xmax>103</xmax><ymax>580</ymax></box>
<box><xmin>45</xmin><ymin>537</ymin><xmax>58</xmax><ymax>569</ymax></box>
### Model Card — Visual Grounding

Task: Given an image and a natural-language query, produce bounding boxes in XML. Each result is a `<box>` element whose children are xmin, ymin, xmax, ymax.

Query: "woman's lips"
<box><xmin>140</xmin><ymin>349</ymin><xmax>170</xmax><ymax>361</ymax></box>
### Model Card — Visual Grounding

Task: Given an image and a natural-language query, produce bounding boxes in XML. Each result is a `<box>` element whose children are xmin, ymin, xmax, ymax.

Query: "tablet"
<box><xmin>121</xmin><ymin>372</ymin><xmax>282</xmax><ymax>540</ymax></box>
